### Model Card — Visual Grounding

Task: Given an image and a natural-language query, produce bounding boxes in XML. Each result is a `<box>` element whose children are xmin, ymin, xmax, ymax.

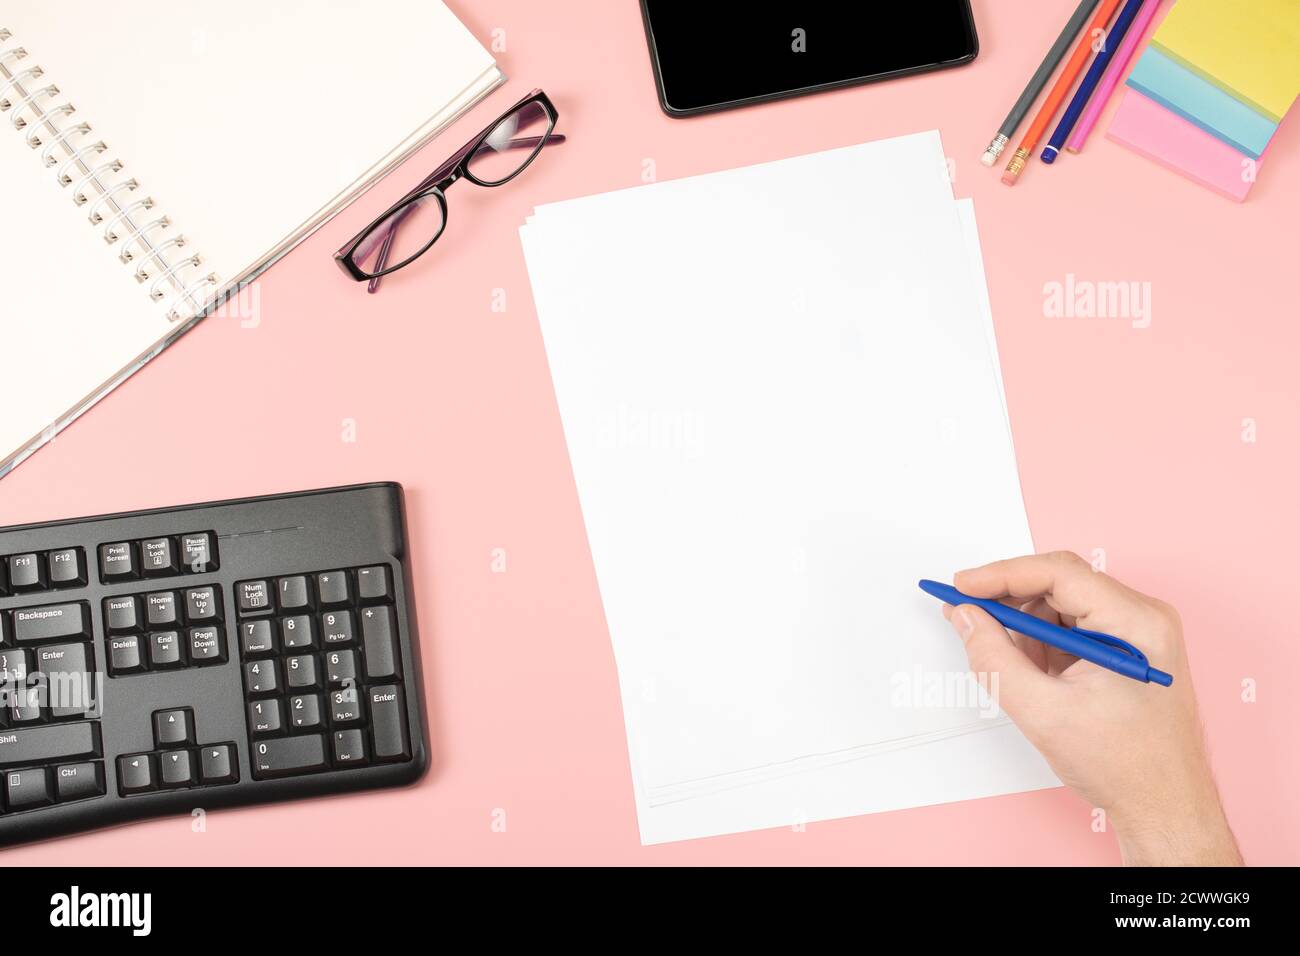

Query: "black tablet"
<box><xmin>640</xmin><ymin>1</ymin><xmax>979</xmax><ymax>117</ymax></box>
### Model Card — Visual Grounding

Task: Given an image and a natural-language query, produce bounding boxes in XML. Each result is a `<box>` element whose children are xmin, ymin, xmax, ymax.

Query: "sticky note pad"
<box><xmin>1151</xmin><ymin>0</ymin><xmax>1300</xmax><ymax>122</ymax></box>
<box><xmin>1107</xmin><ymin>90</ymin><xmax>1261</xmax><ymax>202</ymax></box>
<box><xmin>1127</xmin><ymin>48</ymin><xmax>1280</xmax><ymax>159</ymax></box>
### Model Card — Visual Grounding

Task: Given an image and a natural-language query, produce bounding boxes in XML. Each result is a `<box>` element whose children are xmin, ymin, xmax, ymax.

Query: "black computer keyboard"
<box><xmin>0</xmin><ymin>482</ymin><xmax>427</xmax><ymax>845</ymax></box>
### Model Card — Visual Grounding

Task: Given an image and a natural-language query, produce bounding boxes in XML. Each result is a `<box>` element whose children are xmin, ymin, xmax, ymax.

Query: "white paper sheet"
<box><xmin>521</xmin><ymin>132</ymin><xmax>1058</xmax><ymax>842</ymax></box>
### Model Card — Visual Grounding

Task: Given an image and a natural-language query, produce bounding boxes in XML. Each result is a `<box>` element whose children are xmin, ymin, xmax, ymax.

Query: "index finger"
<box><xmin>953</xmin><ymin>551</ymin><xmax>1165</xmax><ymax>632</ymax></box>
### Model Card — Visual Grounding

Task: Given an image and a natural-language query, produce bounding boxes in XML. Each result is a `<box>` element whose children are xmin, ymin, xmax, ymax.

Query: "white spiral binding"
<box><xmin>0</xmin><ymin>27</ymin><xmax>218</xmax><ymax>320</ymax></box>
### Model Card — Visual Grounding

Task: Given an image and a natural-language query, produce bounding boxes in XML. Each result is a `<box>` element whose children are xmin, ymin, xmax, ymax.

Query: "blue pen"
<box><xmin>918</xmin><ymin>579</ymin><xmax>1173</xmax><ymax>686</ymax></box>
<box><xmin>1042</xmin><ymin>0</ymin><xmax>1148</xmax><ymax>164</ymax></box>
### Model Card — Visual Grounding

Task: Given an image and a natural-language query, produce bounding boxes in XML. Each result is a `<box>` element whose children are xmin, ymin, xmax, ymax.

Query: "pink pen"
<box><xmin>1066</xmin><ymin>0</ymin><xmax>1163</xmax><ymax>153</ymax></box>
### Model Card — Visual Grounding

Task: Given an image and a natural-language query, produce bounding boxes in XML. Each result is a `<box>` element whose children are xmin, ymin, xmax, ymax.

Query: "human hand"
<box><xmin>943</xmin><ymin>551</ymin><xmax>1241</xmax><ymax>866</ymax></box>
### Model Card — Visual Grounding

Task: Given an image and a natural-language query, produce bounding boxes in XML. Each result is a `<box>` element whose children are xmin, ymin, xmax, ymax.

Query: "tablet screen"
<box><xmin>641</xmin><ymin>1</ymin><xmax>979</xmax><ymax>115</ymax></box>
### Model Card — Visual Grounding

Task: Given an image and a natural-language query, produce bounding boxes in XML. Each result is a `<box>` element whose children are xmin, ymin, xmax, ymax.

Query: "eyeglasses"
<box><xmin>335</xmin><ymin>89</ymin><xmax>564</xmax><ymax>293</ymax></box>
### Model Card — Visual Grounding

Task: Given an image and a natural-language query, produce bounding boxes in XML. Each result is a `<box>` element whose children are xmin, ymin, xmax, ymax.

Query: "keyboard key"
<box><xmin>237</xmin><ymin>580</ymin><xmax>271</xmax><ymax>614</ymax></box>
<box><xmin>148</xmin><ymin>631</ymin><xmax>183</xmax><ymax>668</ymax></box>
<box><xmin>280</xmin><ymin>614</ymin><xmax>315</xmax><ymax>649</ymax></box>
<box><xmin>98</xmin><ymin>541</ymin><xmax>137</xmax><ymax>581</ymax></box>
<box><xmin>332</xmin><ymin>729</ymin><xmax>368</xmax><ymax>766</ymax></box>
<box><xmin>184</xmin><ymin>585</ymin><xmax>221</xmax><ymax>622</ymax></box>
<box><xmin>6</xmin><ymin>553</ymin><xmax>45</xmax><ymax>592</ymax></box>
<box><xmin>325</xmin><ymin>649</ymin><xmax>357</xmax><ymax>686</ymax></box>
<box><xmin>35</xmin><ymin>642</ymin><xmax>94</xmax><ymax>718</ymax></box>
<box><xmin>47</xmin><ymin>548</ymin><xmax>86</xmax><ymax>588</ymax></box>
<box><xmin>361</xmin><ymin>605</ymin><xmax>399</xmax><ymax>679</ymax></box>
<box><xmin>180</xmin><ymin>532</ymin><xmax>217</xmax><ymax>573</ymax></box>
<box><xmin>320</xmin><ymin>609</ymin><xmax>355</xmax><ymax>645</ymax></box>
<box><xmin>188</xmin><ymin>626</ymin><xmax>224</xmax><ymax>664</ymax></box>
<box><xmin>145</xmin><ymin>591</ymin><xmax>179</xmax><ymax>626</ymax></box>
<box><xmin>289</xmin><ymin>693</ymin><xmax>322</xmax><ymax>730</ymax></box>
<box><xmin>0</xmin><ymin>721</ymin><xmax>101</xmax><ymax>767</ymax></box>
<box><xmin>108</xmin><ymin>634</ymin><xmax>144</xmax><ymax>675</ymax></box>
<box><xmin>0</xmin><ymin>649</ymin><xmax>29</xmax><ymax>684</ymax></box>
<box><xmin>329</xmin><ymin>688</ymin><xmax>363</xmax><ymax>725</ymax></box>
<box><xmin>13</xmin><ymin>601</ymin><xmax>91</xmax><ymax>643</ymax></box>
<box><xmin>5</xmin><ymin>768</ymin><xmax>52</xmax><ymax>809</ymax></box>
<box><xmin>200</xmin><ymin>744</ymin><xmax>237</xmax><ymax>784</ymax></box>
<box><xmin>240</xmin><ymin>619</ymin><xmax>275</xmax><ymax>656</ymax></box>
<box><xmin>10</xmin><ymin>681</ymin><xmax>44</xmax><ymax>723</ymax></box>
<box><xmin>278</xmin><ymin>576</ymin><xmax>311</xmax><ymax>611</ymax></box>
<box><xmin>369</xmin><ymin>684</ymin><xmax>411</xmax><ymax>762</ymax></box>
<box><xmin>103</xmin><ymin>595</ymin><xmax>140</xmax><ymax>632</ymax></box>
<box><xmin>117</xmin><ymin>753</ymin><xmax>154</xmax><ymax>793</ymax></box>
<box><xmin>55</xmin><ymin>761</ymin><xmax>104</xmax><ymax>801</ymax></box>
<box><xmin>356</xmin><ymin>565</ymin><xmax>392</xmax><ymax>602</ymax></box>
<box><xmin>285</xmin><ymin>654</ymin><xmax>320</xmax><ymax>690</ymax></box>
<box><xmin>153</xmin><ymin>708</ymin><xmax>193</xmax><ymax>746</ymax></box>
<box><xmin>252</xmin><ymin>734</ymin><xmax>327</xmax><ymax>779</ymax></box>
<box><xmin>316</xmin><ymin>570</ymin><xmax>350</xmax><ymax>607</ymax></box>
<box><xmin>140</xmin><ymin>536</ymin><xmax>179</xmax><ymax>576</ymax></box>
<box><xmin>248</xmin><ymin>699</ymin><xmax>282</xmax><ymax>736</ymax></box>
<box><xmin>159</xmin><ymin>749</ymin><xmax>195</xmax><ymax>787</ymax></box>
<box><xmin>244</xmin><ymin>659</ymin><xmax>278</xmax><ymax>695</ymax></box>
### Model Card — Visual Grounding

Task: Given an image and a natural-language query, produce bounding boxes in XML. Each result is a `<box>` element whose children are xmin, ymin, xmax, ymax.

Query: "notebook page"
<box><xmin>0</xmin><ymin>121</ymin><xmax>175</xmax><ymax>468</ymax></box>
<box><xmin>5</xmin><ymin>0</ymin><xmax>501</xmax><ymax>298</ymax></box>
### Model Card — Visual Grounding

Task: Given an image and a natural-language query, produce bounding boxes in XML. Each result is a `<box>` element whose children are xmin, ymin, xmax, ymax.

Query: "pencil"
<box><xmin>981</xmin><ymin>0</ymin><xmax>1102</xmax><ymax>166</ymax></box>
<box><xmin>1043</xmin><ymin>0</ymin><xmax>1149</xmax><ymax>163</ymax></box>
<box><xmin>1065</xmin><ymin>0</ymin><xmax>1162</xmax><ymax>153</ymax></box>
<box><xmin>1002</xmin><ymin>0</ymin><xmax>1124</xmax><ymax>186</ymax></box>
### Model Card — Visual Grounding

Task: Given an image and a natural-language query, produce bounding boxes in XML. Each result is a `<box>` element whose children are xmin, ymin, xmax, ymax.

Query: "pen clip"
<box><xmin>1071</xmin><ymin>627</ymin><xmax>1148</xmax><ymax>664</ymax></box>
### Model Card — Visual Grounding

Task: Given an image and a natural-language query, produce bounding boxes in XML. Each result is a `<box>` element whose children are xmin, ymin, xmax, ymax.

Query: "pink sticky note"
<box><xmin>1106</xmin><ymin>89</ymin><xmax>1262</xmax><ymax>201</ymax></box>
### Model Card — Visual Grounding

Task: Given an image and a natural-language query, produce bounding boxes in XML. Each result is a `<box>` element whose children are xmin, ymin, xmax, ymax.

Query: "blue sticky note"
<box><xmin>1126</xmin><ymin>48</ymin><xmax>1278</xmax><ymax>159</ymax></box>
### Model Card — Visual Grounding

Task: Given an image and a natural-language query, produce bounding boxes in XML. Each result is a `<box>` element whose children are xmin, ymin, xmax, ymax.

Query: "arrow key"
<box><xmin>289</xmin><ymin>693</ymin><xmax>322</xmax><ymax>730</ymax></box>
<box><xmin>200</xmin><ymin>744</ymin><xmax>237</xmax><ymax>785</ymax></box>
<box><xmin>160</xmin><ymin>749</ymin><xmax>195</xmax><ymax>788</ymax></box>
<box><xmin>153</xmin><ymin>708</ymin><xmax>193</xmax><ymax>747</ymax></box>
<box><xmin>117</xmin><ymin>753</ymin><xmax>155</xmax><ymax>794</ymax></box>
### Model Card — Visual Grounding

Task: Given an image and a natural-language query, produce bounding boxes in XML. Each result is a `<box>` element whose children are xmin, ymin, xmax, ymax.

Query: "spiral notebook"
<box><xmin>0</xmin><ymin>0</ymin><xmax>502</xmax><ymax>476</ymax></box>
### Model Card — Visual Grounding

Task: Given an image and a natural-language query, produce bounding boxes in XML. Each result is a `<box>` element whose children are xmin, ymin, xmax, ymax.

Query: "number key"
<box><xmin>285</xmin><ymin>654</ymin><xmax>320</xmax><ymax>690</ymax></box>
<box><xmin>280</xmin><ymin>614</ymin><xmax>315</xmax><ymax>649</ymax></box>
<box><xmin>325</xmin><ymin>648</ymin><xmax>357</xmax><ymax>685</ymax></box>
<box><xmin>248</xmin><ymin>699</ymin><xmax>283</xmax><ymax>736</ymax></box>
<box><xmin>244</xmin><ymin>659</ymin><xmax>279</xmax><ymax>695</ymax></box>
<box><xmin>288</xmin><ymin>693</ymin><xmax>322</xmax><ymax>730</ymax></box>
<box><xmin>240</xmin><ymin>619</ymin><xmax>275</xmax><ymax>656</ymax></box>
<box><xmin>320</xmin><ymin>609</ymin><xmax>354</xmax><ymax>645</ymax></box>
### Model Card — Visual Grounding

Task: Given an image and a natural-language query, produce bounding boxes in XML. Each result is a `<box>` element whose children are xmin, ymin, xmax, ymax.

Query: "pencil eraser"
<box><xmin>1000</xmin><ymin>172</ymin><xmax>1019</xmax><ymax>186</ymax></box>
<box><xmin>1041</xmin><ymin>147</ymin><xmax>1058</xmax><ymax>165</ymax></box>
<box><xmin>980</xmin><ymin>150</ymin><xmax>997</xmax><ymax>167</ymax></box>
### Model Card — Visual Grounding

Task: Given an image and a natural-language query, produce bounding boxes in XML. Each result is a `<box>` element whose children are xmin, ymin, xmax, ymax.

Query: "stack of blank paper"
<box><xmin>520</xmin><ymin>131</ymin><xmax>1058</xmax><ymax>844</ymax></box>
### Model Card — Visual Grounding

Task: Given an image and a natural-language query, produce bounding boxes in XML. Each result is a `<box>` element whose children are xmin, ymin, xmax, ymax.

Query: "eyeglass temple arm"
<box><xmin>367</xmin><ymin>133</ymin><xmax>567</xmax><ymax>294</ymax></box>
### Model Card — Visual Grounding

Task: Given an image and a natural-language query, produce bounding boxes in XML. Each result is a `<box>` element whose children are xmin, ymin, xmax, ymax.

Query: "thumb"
<box><xmin>947</xmin><ymin>604</ymin><xmax>1057</xmax><ymax>720</ymax></box>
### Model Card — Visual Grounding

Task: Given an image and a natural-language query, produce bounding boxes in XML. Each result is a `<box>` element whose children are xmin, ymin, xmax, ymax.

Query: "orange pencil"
<box><xmin>1002</xmin><ymin>0</ymin><xmax>1123</xmax><ymax>186</ymax></box>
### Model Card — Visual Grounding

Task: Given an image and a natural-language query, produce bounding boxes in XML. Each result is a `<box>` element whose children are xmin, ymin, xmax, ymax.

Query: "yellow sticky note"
<box><xmin>1152</xmin><ymin>0</ymin><xmax>1300</xmax><ymax>122</ymax></box>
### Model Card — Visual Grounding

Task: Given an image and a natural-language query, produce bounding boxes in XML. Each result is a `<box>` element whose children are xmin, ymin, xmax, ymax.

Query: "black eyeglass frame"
<box><xmin>334</xmin><ymin>89</ymin><xmax>560</xmax><ymax>284</ymax></box>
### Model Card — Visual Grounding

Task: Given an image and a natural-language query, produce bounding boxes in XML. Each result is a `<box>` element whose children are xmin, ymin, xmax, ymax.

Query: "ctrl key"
<box><xmin>55</xmin><ymin>761</ymin><xmax>105</xmax><ymax>801</ymax></box>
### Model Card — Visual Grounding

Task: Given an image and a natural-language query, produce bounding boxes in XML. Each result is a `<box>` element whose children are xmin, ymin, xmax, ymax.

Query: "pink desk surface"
<box><xmin>3</xmin><ymin>1</ymin><xmax>1297</xmax><ymax>866</ymax></box>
